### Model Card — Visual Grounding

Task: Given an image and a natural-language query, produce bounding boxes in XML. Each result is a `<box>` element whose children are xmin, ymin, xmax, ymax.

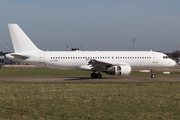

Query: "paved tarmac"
<box><xmin>0</xmin><ymin>77</ymin><xmax>180</xmax><ymax>82</ymax></box>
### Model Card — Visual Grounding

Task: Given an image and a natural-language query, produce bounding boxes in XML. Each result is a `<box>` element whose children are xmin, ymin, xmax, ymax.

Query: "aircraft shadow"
<box><xmin>65</xmin><ymin>77</ymin><xmax>124</xmax><ymax>81</ymax></box>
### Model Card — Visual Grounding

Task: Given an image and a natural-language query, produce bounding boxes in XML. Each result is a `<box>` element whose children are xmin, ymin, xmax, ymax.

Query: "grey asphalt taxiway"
<box><xmin>1</xmin><ymin>65</ymin><xmax>180</xmax><ymax>82</ymax></box>
<box><xmin>0</xmin><ymin>77</ymin><xmax>180</xmax><ymax>82</ymax></box>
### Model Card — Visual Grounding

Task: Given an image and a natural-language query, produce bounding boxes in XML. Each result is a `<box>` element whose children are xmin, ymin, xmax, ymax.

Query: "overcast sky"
<box><xmin>0</xmin><ymin>0</ymin><xmax>180</xmax><ymax>52</ymax></box>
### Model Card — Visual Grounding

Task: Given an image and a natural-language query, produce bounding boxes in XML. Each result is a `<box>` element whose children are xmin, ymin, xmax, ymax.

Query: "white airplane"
<box><xmin>6</xmin><ymin>24</ymin><xmax>176</xmax><ymax>78</ymax></box>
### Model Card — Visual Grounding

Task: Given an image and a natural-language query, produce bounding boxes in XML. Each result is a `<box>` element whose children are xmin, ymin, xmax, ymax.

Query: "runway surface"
<box><xmin>0</xmin><ymin>77</ymin><xmax>180</xmax><ymax>82</ymax></box>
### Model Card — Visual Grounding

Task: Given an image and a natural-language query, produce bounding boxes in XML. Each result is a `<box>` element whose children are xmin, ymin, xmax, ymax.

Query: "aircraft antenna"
<box><xmin>133</xmin><ymin>38</ymin><xmax>136</xmax><ymax>51</ymax></box>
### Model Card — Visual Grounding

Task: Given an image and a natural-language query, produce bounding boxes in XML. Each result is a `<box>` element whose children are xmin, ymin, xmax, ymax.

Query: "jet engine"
<box><xmin>105</xmin><ymin>65</ymin><xmax>131</xmax><ymax>76</ymax></box>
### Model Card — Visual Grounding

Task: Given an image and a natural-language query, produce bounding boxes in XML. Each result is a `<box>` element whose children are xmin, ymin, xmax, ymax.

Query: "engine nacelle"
<box><xmin>106</xmin><ymin>65</ymin><xmax>131</xmax><ymax>76</ymax></box>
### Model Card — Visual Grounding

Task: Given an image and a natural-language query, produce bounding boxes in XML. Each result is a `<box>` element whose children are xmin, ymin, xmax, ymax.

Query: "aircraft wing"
<box><xmin>10</xmin><ymin>53</ymin><xmax>29</xmax><ymax>60</ymax></box>
<box><xmin>88</xmin><ymin>59</ymin><xmax>129</xmax><ymax>70</ymax></box>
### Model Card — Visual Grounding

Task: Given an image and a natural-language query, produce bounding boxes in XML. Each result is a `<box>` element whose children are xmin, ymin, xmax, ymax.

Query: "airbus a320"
<box><xmin>6</xmin><ymin>24</ymin><xmax>176</xmax><ymax>78</ymax></box>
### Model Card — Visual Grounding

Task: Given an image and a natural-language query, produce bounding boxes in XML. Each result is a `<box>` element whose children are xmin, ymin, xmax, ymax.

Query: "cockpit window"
<box><xmin>163</xmin><ymin>56</ymin><xmax>169</xmax><ymax>59</ymax></box>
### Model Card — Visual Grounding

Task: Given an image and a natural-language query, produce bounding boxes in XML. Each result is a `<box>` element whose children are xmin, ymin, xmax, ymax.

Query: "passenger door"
<box><xmin>152</xmin><ymin>53</ymin><xmax>158</xmax><ymax>63</ymax></box>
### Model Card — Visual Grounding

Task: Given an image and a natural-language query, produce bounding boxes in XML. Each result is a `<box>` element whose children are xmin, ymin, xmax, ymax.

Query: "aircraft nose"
<box><xmin>173</xmin><ymin>61</ymin><xmax>177</xmax><ymax>66</ymax></box>
<box><xmin>170</xmin><ymin>60</ymin><xmax>177</xmax><ymax>66</ymax></box>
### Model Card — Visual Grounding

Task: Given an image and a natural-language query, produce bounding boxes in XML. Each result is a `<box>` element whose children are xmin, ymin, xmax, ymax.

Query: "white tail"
<box><xmin>8</xmin><ymin>24</ymin><xmax>41</xmax><ymax>53</ymax></box>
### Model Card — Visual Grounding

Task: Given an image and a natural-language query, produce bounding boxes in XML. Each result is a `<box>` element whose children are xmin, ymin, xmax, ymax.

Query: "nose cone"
<box><xmin>169</xmin><ymin>60</ymin><xmax>177</xmax><ymax>67</ymax></box>
<box><xmin>173</xmin><ymin>61</ymin><xmax>177</xmax><ymax>66</ymax></box>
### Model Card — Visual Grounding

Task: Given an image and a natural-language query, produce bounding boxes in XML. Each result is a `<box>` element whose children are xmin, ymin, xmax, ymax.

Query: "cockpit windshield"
<box><xmin>163</xmin><ymin>56</ymin><xmax>169</xmax><ymax>59</ymax></box>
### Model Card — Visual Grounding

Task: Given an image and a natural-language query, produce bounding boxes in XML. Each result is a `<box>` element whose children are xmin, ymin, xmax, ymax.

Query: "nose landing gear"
<box><xmin>151</xmin><ymin>70</ymin><xmax>156</xmax><ymax>78</ymax></box>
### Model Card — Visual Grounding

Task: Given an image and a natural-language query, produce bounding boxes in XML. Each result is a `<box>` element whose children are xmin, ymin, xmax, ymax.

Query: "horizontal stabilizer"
<box><xmin>10</xmin><ymin>53</ymin><xmax>29</xmax><ymax>60</ymax></box>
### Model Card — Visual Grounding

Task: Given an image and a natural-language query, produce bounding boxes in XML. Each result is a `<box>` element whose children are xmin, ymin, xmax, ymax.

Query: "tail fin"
<box><xmin>8</xmin><ymin>24</ymin><xmax>41</xmax><ymax>53</ymax></box>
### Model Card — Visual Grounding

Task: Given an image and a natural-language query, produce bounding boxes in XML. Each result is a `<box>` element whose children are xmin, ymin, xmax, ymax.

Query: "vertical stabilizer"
<box><xmin>8</xmin><ymin>24</ymin><xmax>40</xmax><ymax>53</ymax></box>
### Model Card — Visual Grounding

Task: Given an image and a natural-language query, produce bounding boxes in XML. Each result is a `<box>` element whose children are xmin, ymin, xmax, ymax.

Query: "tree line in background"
<box><xmin>166</xmin><ymin>51</ymin><xmax>180</xmax><ymax>61</ymax></box>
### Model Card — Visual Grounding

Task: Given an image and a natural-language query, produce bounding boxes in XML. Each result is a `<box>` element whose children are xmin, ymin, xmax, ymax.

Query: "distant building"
<box><xmin>71</xmin><ymin>48</ymin><xmax>79</xmax><ymax>51</ymax></box>
<box><xmin>0</xmin><ymin>51</ymin><xmax>5</xmax><ymax>67</ymax></box>
<box><xmin>0</xmin><ymin>51</ymin><xmax>20</xmax><ymax>68</ymax></box>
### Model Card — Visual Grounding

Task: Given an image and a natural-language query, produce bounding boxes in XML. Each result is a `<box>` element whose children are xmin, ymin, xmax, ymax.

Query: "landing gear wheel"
<box><xmin>151</xmin><ymin>75</ymin><xmax>155</xmax><ymax>78</ymax></box>
<box><xmin>91</xmin><ymin>73</ymin><xmax>97</xmax><ymax>78</ymax></box>
<box><xmin>151</xmin><ymin>70</ymin><xmax>156</xmax><ymax>78</ymax></box>
<box><xmin>97</xmin><ymin>74</ymin><xmax>102</xmax><ymax>78</ymax></box>
<box><xmin>91</xmin><ymin>72</ymin><xmax>102</xmax><ymax>79</ymax></box>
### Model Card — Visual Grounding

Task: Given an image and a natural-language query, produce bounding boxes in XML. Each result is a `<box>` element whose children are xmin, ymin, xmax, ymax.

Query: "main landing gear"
<box><xmin>91</xmin><ymin>72</ymin><xmax>102</xmax><ymax>79</ymax></box>
<box><xmin>151</xmin><ymin>70</ymin><xmax>156</xmax><ymax>78</ymax></box>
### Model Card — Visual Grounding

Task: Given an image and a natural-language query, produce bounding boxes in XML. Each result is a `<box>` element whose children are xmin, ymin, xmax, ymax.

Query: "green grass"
<box><xmin>0</xmin><ymin>83</ymin><xmax>180</xmax><ymax>119</ymax></box>
<box><xmin>0</xmin><ymin>68</ymin><xmax>91</xmax><ymax>77</ymax></box>
<box><xmin>0</xmin><ymin>67</ymin><xmax>180</xmax><ymax>77</ymax></box>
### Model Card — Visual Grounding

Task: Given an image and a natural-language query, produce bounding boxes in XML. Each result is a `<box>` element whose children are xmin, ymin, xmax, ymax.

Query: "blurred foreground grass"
<box><xmin>0</xmin><ymin>83</ymin><xmax>180</xmax><ymax>119</ymax></box>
